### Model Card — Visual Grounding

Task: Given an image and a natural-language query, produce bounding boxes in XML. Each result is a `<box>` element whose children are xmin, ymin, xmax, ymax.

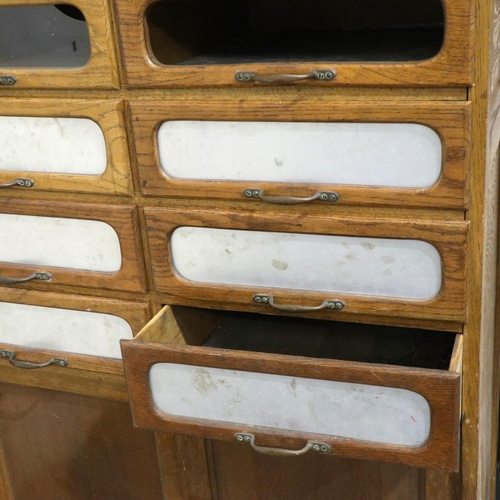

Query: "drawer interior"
<box><xmin>138</xmin><ymin>306</ymin><xmax>461</xmax><ymax>373</ymax></box>
<box><xmin>146</xmin><ymin>0</ymin><xmax>445</xmax><ymax>66</ymax></box>
<box><xmin>0</xmin><ymin>4</ymin><xmax>90</xmax><ymax>68</ymax></box>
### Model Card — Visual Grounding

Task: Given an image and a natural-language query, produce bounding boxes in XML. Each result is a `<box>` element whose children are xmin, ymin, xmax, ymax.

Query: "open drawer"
<box><xmin>0</xmin><ymin>1</ymin><xmax>119</xmax><ymax>89</ymax></box>
<box><xmin>115</xmin><ymin>0</ymin><xmax>473</xmax><ymax>87</ymax></box>
<box><xmin>122</xmin><ymin>305</ymin><xmax>462</xmax><ymax>470</ymax></box>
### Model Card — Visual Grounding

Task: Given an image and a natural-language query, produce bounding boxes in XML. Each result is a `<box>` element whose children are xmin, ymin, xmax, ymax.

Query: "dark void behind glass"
<box><xmin>146</xmin><ymin>0</ymin><xmax>445</xmax><ymax>66</ymax></box>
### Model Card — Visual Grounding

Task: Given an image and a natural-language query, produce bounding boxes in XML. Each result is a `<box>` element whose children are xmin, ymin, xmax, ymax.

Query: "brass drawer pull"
<box><xmin>235</xmin><ymin>70</ymin><xmax>336</xmax><ymax>84</ymax></box>
<box><xmin>244</xmin><ymin>188</ymin><xmax>339</xmax><ymax>205</ymax></box>
<box><xmin>253</xmin><ymin>294</ymin><xmax>345</xmax><ymax>313</ymax></box>
<box><xmin>0</xmin><ymin>271</ymin><xmax>52</xmax><ymax>285</ymax></box>
<box><xmin>235</xmin><ymin>433</ymin><xmax>330</xmax><ymax>457</ymax></box>
<box><xmin>0</xmin><ymin>178</ymin><xmax>34</xmax><ymax>189</ymax></box>
<box><xmin>0</xmin><ymin>350</ymin><xmax>68</xmax><ymax>370</ymax></box>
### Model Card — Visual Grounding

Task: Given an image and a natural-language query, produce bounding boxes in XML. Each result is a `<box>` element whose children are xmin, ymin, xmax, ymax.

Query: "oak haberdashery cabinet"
<box><xmin>0</xmin><ymin>0</ymin><xmax>498</xmax><ymax>499</ymax></box>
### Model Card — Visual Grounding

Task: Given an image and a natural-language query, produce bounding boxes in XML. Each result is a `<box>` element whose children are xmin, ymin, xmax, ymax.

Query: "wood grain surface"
<box><xmin>130</xmin><ymin>100</ymin><xmax>471</xmax><ymax>209</ymax></box>
<box><xmin>144</xmin><ymin>205</ymin><xmax>469</xmax><ymax>323</ymax></box>
<box><xmin>0</xmin><ymin>0</ymin><xmax>119</xmax><ymax>89</ymax></box>
<box><xmin>0</xmin><ymin>382</ymin><xmax>163</xmax><ymax>499</ymax></box>
<box><xmin>0</xmin><ymin>99</ymin><xmax>132</xmax><ymax>195</ymax></box>
<box><xmin>0</xmin><ymin>198</ymin><xmax>147</xmax><ymax>293</ymax></box>
<box><xmin>121</xmin><ymin>334</ymin><xmax>461</xmax><ymax>470</ymax></box>
<box><xmin>115</xmin><ymin>0</ymin><xmax>473</xmax><ymax>87</ymax></box>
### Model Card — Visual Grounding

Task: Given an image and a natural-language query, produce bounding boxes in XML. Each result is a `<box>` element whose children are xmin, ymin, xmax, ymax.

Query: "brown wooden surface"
<box><xmin>136</xmin><ymin>305</ymin><xmax>223</xmax><ymax>346</ymax></box>
<box><xmin>121</xmin><ymin>328</ymin><xmax>461</xmax><ymax>470</ymax></box>
<box><xmin>0</xmin><ymin>99</ymin><xmax>132</xmax><ymax>195</ymax></box>
<box><xmin>207</xmin><ymin>439</ymin><xmax>425</xmax><ymax>500</ymax></box>
<box><xmin>0</xmin><ymin>0</ymin><xmax>119</xmax><ymax>89</ymax></box>
<box><xmin>115</xmin><ymin>0</ymin><xmax>473</xmax><ymax>88</ymax></box>
<box><xmin>0</xmin><ymin>288</ymin><xmax>151</xmax><ymax>376</ymax></box>
<box><xmin>144</xmin><ymin>206</ymin><xmax>468</xmax><ymax>323</ymax></box>
<box><xmin>0</xmin><ymin>382</ymin><xmax>163</xmax><ymax>499</ymax></box>
<box><xmin>130</xmin><ymin>100</ymin><xmax>471</xmax><ymax>209</ymax></box>
<box><xmin>460</xmin><ymin>0</ymin><xmax>500</xmax><ymax>497</ymax></box>
<box><xmin>156</xmin><ymin>434</ymin><xmax>212</xmax><ymax>500</ymax></box>
<box><xmin>0</xmin><ymin>198</ymin><xmax>146</xmax><ymax>293</ymax></box>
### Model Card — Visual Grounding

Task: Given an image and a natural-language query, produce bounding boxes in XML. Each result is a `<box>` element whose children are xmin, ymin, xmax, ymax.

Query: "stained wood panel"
<box><xmin>207</xmin><ymin>439</ymin><xmax>425</xmax><ymax>500</ymax></box>
<box><xmin>0</xmin><ymin>382</ymin><xmax>163</xmax><ymax>500</ymax></box>
<box><xmin>130</xmin><ymin>100</ymin><xmax>470</xmax><ymax>209</ymax></box>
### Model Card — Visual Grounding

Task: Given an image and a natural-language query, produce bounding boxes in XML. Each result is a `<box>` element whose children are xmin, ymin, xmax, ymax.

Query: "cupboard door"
<box><xmin>0</xmin><ymin>100</ymin><xmax>132</xmax><ymax>196</ymax></box>
<box><xmin>0</xmin><ymin>0</ymin><xmax>119</xmax><ymax>89</ymax></box>
<box><xmin>131</xmin><ymin>100</ymin><xmax>470</xmax><ymax>209</ymax></box>
<box><xmin>0</xmin><ymin>383</ymin><xmax>164</xmax><ymax>500</ymax></box>
<box><xmin>115</xmin><ymin>0</ymin><xmax>472</xmax><ymax>87</ymax></box>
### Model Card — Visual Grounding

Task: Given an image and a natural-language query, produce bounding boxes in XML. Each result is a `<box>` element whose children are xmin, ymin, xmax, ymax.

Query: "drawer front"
<box><xmin>0</xmin><ymin>200</ymin><xmax>146</xmax><ymax>293</ymax></box>
<box><xmin>122</xmin><ymin>340</ymin><xmax>461</xmax><ymax>470</ymax></box>
<box><xmin>131</xmin><ymin>101</ymin><xmax>470</xmax><ymax>209</ymax></box>
<box><xmin>0</xmin><ymin>0</ymin><xmax>119</xmax><ymax>89</ymax></box>
<box><xmin>115</xmin><ymin>0</ymin><xmax>472</xmax><ymax>87</ymax></box>
<box><xmin>0</xmin><ymin>99</ymin><xmax>132</xmax><ymax>196</ymax></box>
<box><xmin>145</xmin><ymin>207</ymin><xmax>468</xmax><ymax>323</ymax></box>
<box><xmin>0</xmin><ymin>288</ymin><xmax>151</xmax><ymax>373</ymax></box>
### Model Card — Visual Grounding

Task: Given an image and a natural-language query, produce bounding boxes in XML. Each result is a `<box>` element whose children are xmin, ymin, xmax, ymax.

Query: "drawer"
<box><xmin>0</xmin><ymin>199</ymin><xmax>146</xmax><ymax>293</ymax></box>
<box><xmin>115</xmin><ymin>0</ymin><xmax>472</xmax><ymax>88</ymax></box>
<box><xmin>121</xmin><ymin>305</ymin><xmax>462</xmax><ymax>470</ymax></box>
<box><xmin>131</xmin><ymin>100</ymin><xmax>470</xmax><ymax>209</ymax></box>
<box><xmin>144</xmin><ymin>206</ymin><xmax>468</xmax><ymax>324</ymax></box>
<box><xmin>0</xmin><ymin>288</ymin><xmax>151</xmax><ymax>375</ymax></box>
<box><xmin>0</xmin><ymin>0</ymin><xmax>119</xmax><ymax>89</ymax></box>
<box><xmin>0</xmin><ymin>99</ymin><xmax>132</xmax><ymax>196</ymax></box>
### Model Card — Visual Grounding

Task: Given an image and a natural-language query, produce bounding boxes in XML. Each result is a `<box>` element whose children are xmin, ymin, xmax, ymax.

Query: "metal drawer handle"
<box><xmin>235</xmin><ymin>69</ymin><xmax>336</xmax><ymax>84</ymax></box>
<box><xmin>244</xmin><ymin>188</ymin><xmax>339</xmax><ymax>205</ymax></box>
<box><xmin>0</xmin><ymin>271</ymin><xmax>52</xmax><ymax>285</ymax></box>
<box><xmin>254</xmin><ymin>294</ymin><xmax>345</xmax><ymax>313</ymax></box>
<box><xmin>0</xmin><ymin>178</ymin><xmax>34</xmax><ymax>189</ymax></box>
<box><xmin>235</xmin><ymin>433</ymin><xmax>330</xmax><ymax>457</ymax></box>
<box><xmin>0</xmin><ymin>350</ymin><xmax>68</xmax><ymax>370</ymax></box>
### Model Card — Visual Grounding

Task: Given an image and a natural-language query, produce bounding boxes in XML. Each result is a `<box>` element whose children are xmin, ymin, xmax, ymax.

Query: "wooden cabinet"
<box><xmin>0</xmin><ymin>0</ymin><xmax>498</xmax><ymax>499</ymax></box>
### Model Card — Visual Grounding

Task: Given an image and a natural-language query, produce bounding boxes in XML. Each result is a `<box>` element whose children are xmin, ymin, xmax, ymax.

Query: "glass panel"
<box><xmin>158</xmin><ymin>121</ymin><xmax>442</xmax><ymax>188</ymax></box>
<box><xmin>0</xmin><ymin>117</ymin><xmax>106</xmax><ymax>175</ymax></box>
<box><xmin>171</xmin><ymin>228</ymin><xmax>442</xmax><ymax>299</ymax></box>
<box><xmin>0</xmin><ymin>5</ymin><xmax>90</xmax><ymax>68</ymax></box>
<box><xmin>0</xmin><ymin>303</ymin><xmax>132</xmax><ymax>358</ymax></box>
<box><xmin>151</xmin><ymin>363</ymin><xmax>431</xmax><ymax>446</ymax></box>
<box><xmin>146</xmin><ymin>0</ymin><xmax>444</xmax><ymax>65</ymax></box>
<box><xmin>0</xmin><ymin>214</ymin><xmax>122</xmax><ymax>272</ymax></box>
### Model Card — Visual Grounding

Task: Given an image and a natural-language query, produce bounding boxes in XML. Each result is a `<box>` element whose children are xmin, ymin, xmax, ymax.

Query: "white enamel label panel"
<box><xmin>171</xmin><ymin>228</ymin><xmax>442</xmax><ymax>300</ymax></box>
<box><xmin>150</xmin><ymin>363</ymin><xmax>431</xmax><ymax>447</ymax></box>
<box><xmin>0</xmin><ymin>302</ymin><xmax>133</xmax><ymax>359</ymax></box>
<box><xmin>0</xmin><ymin>117</ymin><xmax>106</xmax><ymax>175</ymax></box>
<box><xmin>0</xmin><ymin>5</ymin><xmax>90</xmax><ymax>68</ymax></box>
<box><xmin>0</xmin><ymin>214</ymin><xmax>122</xmax><ymax>272</ymax></box>
<box><xmin>158</xmin><ymin>121</ymin><xmax>442</xmax><ymax>188</ymax></box>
